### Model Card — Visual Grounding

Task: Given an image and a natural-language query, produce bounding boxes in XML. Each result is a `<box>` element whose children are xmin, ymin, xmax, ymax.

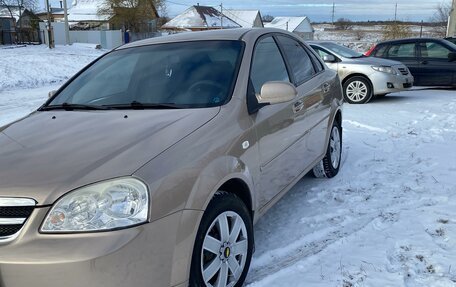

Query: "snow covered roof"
<box><xmin>223</xmin><ymin>9</ymin><xmax>262</xmax><ymax>28</ymax></box>
<box><xmin>68</xmin><ymin>0</ymin><xmax>112</xmax><ymax>22</ymax></box>
<box><xmin>36</xmin><ymin>8</ymin><xmax>65</xmax><ymax>16</ymax></box>
<box><xmin>265</xmin><ymin>16</ymin><xmax>313</xmax><ymax>33</ymax></box>
<box><xmin>162</xmin><ymin>5</ymin><xmax>240</xmax><ymax>30</ymax></box>
<box><xmin>0</xmin><ymin>6</ymin><xmax>24</xmax><ymax>21</ymax></box>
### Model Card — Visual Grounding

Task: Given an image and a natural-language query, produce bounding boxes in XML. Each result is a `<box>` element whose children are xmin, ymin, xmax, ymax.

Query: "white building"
<box><xmin>265</xmin><ymin>16</ymin><xmax>314</xmax><ymax>40</ymax></box>
<box><xmin>223</xmin><ymin>9</ymin><xmax>263</xmax><ymax>28</ymax></box>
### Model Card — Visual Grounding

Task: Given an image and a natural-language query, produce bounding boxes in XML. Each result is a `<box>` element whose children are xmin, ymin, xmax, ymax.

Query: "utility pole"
<box><xmin>332</xmin><ymin>2</ymin><xmax>335</xmax><ymax>25</ymax></box>
<box><xmin>220</xmin><ymin>3</ymin><xmax>223</xmax><ymax>29</ymax></box>
<box><xmin>448</xmin><ymin>0</ymin><xmax>456</xmax><ymax>37</ymax></box>
<box><xmin>286</xmin><ymin>21</ymin><xmax>288</xmax><ymax>31</ymax></box>
<box><xmin>394</xmin><ymin>3</ymin><xmax>398</xmax><ymax>21</ymax></box>
<box><xmin>420</xmin><ymin>20</ymin><xmax>423</xmax><ymax>38</ymax></box>
<box><xmin>63</xmin><ymin>0</ymin><xmax>70</xmax><ymax>45</ymax></box>
<box><xmin>45</xmin><ymin>0</ymin><xmax>54</xmax><ymax>48</ymax></box>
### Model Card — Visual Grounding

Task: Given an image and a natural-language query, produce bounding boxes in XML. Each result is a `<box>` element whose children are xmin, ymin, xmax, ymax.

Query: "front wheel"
<box><xmin>189</xmin><ymin>192</ymin><xmax>254</xmax><ymax>287</ymax></box>
<box><xmin>313</xmin><ymin>121</ymin><xmax>342</xmax><ymax>178</ymax></box>
<box><xmin>343</xmin><ymin>76</ymin><xmax>373</xmax><ymax>104</ymax></box>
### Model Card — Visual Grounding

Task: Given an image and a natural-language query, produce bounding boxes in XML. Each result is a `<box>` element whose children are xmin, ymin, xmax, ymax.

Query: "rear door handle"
<box><xmin>322</xmin><ymin>82</ymin><xmax>331</xmax><ymax>93</ymax></box>
<box><xmin>293</xmin><ymin>100</ymin><xmax>304</xmax><ymax>113</ymax></box>
<box><xmin>421</xmin><ymin>60</ymin><xmax>428</xmax><ymax>65</ymax></box>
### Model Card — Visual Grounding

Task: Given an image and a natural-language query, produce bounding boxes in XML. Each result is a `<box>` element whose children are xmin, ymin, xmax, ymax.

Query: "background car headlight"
<box><xmin>41</xmin><ymin>177</ymin><xmax>149</xmax><ymax>233</ymax></box>
<box><xmin>371</xmin><ymin>66</ymin><xmax>397</xmax><ymax>75</ymax></box>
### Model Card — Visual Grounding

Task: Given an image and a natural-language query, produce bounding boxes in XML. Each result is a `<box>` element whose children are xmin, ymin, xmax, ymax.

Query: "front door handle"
<box><xmin>421</xmin><ymin>60</ymin><xmax>428</xmax><ymax>65</ymax></box>
<box><xmin>293</xmin><ymin>100</ymin><xmax>304</xmax><ymax>113</ymax></box>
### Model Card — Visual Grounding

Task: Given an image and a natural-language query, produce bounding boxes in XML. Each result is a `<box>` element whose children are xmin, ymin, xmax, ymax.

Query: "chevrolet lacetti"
<box><xmin>0</xmin><ymin>28</ymin><xmax>343</xmax><ymax>287</ymax></box>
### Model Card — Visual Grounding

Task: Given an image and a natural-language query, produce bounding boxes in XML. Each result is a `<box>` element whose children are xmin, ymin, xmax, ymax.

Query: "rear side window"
<box><xmin>421</xmin><ymin>42</ymin><xmax>451</xmax><ymax>58</ymax></box>
<box><xmin>277</xmin><ymin>35</ymin><xmax>316</xmax><ymax>84</ymax></box>
<box><xmin>372</xmin><ymin>45</ymin><xmax>388</xmax><ymax>57</ymax></box>
<box><xmin>386</xmin><ymin>43</ymin><xmax>416</xmax><ymax>58</ymax></box>
<box><xmin>250</xmin><ymin>37</ymin><xmax>290</xmax><ymax>94</ymax></box>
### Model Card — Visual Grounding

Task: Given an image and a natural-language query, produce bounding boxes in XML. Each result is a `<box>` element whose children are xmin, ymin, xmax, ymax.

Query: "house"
<box><xmin>68</xmin><ymin>0</ymin><xmax>159</xmax><ymax>31</ymax></box>
<box><xmin>36</xmin><ymin>7</ymin><xmax>65</xmax><ymax>22</ymax></box>
<box><xmin>162</xmin><ymin>5</ymin><xmax>240</xmax><ymax>31</ymax></box>
<box><xmin>265</xmin><ymin>16</ymin><xmax>314</xmax><ymax>40</ymax></box>
<box><xmin>0</xmin><ymin>17</ymin><xmax>15</xmax><ymax>44</ymax></box>
<box><xmin>67</xmin><ymin>0</ymin><xmax>113</xmax><ymax>30</ymax></box>
<box><xmin>223</xmin><ymin>9</ymin><xmax>263</xmax><ymax>28</ymax></box>
<box><xmin>0</xmin><ymin>5</ymin><xmax>39</xmax><ymax>43</ymax></box>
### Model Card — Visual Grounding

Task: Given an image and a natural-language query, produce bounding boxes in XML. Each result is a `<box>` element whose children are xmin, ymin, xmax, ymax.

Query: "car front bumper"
<box><xmin>0</xmin><ymin>207</ymin><xmax>202</xmax><ymax>287</ymax></box>
<box><xmin>370</xmin><ymin>71</ymin><xmax>414</xmax><ymax>95</ymax></box>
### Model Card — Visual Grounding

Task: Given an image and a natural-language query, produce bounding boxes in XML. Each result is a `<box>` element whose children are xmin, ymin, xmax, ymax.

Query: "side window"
<box><xmin>308</xmin><ymin>49</ymin><xmax>325</xmax><ymax>72</ymax></box>
<box><xmin>312</xmin><ymin>46</ymin><xmax>331</xmax><ymax>59</ymax></box>
<box><xmin>421</xmin><ymin>42</ymin><xmax>451</xmax><ymax>58</ymax></box>
<box><xmin>250</xmin><ymin>37</ymin><xmax>290</xmax><ymax>94</ymax></box>
<box><xmin>277</xmin><ymin>36</ymin><xmax>316</xmax><ymax>84</ymax></box>
<box><xmin>372</xmin><ymin>45</ymin><xmax>388</xmax><ymax>57</ymax></box>
<box><xmin>386</xmin><ymin>43</ymin><xmax>416</xmax><ymax>58</ymax></box>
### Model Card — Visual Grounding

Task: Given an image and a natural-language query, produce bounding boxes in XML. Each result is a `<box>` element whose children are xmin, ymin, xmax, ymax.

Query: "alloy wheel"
<box><xmin>346</xmin><ymin>80</ymin><xmax>368</xmax><ymax>102</ymax></box>
<box><xmin>329</xmin><ymin>126</ymin><xmax>341</xmax><ymax>169</ymax></box>
<box><xmin>201</xmin><ymin>211</ymin><xmax>248</xmax><ymax>287</ymax></box>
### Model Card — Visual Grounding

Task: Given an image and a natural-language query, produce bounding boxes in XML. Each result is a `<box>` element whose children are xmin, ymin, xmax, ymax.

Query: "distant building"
<box><xmin>36</xmin><ymin>8</ymin><xmax>65</xmax><ymax>22</ymax></box>
<box><xmin>0</xmin><ymin>5</ymin><xmax>39</xmax><ymax>43</ymax></box>
<box><xmin>162</xmin><ymin>5</ymin><xmax>240</xmax><ymax>31</ymax></box>
<box><xmin>223</xmin><ymin>9</ymin><xmax>263</xmax><ymax>28</ymax></box>
<box><xmin>265</xmin><ymin>16</ymin><xmax>314</xmax><ymax>40</ymax></box>
<box><xmin>68</xmin><ymin>0</ymin><xmax>114</xmax><ymax>30</ymax></box>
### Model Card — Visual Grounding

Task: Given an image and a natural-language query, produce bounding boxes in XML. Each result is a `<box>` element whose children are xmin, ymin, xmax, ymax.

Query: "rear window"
<box><xmin>372</xmin><ymin>45</ymin><xmax>388</xmax><ymax>57</ymax></box>
<box><xmin>47</xmin><ymin>41</ymin><xmax>244</xmax><ymax>109</ymax></box>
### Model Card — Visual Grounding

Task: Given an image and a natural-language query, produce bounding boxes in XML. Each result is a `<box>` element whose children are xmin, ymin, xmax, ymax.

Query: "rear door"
<box><xmin>276</xmin><ymin>35</ymin><xmax>331</xmax><ymax>164</ymax></box>
<box><xmin>417</xmin><ymin>40</ymin><xmax>455</xmax><ymax>86</ymax></box>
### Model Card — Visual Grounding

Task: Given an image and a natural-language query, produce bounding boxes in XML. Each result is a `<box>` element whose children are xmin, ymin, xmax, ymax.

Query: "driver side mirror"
<box><xmin>257</xmin><ymin>81</ymin><xmax>297</xmax><ymax>105</ymax></box>
<box><xmin>448</xmin><ymin>52</ymin><xmax>456</xmax><ymax>62</ymax></box>
<box><xmin>48</xmin><ymin>90</ymin><xmax>57</xmax><ymax>98</ymax></box>
<box><xmin>323</xmin><ymin>54</ymin><xmax>337</xmax><ymax>63</ymax></box>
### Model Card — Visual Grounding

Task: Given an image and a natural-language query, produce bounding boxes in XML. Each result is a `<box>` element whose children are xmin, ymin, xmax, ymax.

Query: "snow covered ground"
<box><xmin>1</xmin><ymin>45</ymin><xmax>456</xmax><ymax>287</ymax></box>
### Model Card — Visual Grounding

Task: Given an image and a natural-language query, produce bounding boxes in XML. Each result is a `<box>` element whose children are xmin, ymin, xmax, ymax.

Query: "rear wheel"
<box><xmin>189</xmin><ymin>192</ymin><xmax>254</xmax><ymax>287</ymax></box>
<box><xmin>313</xmin><ymin>121</ymin><xmax>342</xmax><ymax>178</ymax></box>
<box><xmin>343</xmin><ymin>76</ymin><xmax>373</xmax><ymax>104</ymax></box>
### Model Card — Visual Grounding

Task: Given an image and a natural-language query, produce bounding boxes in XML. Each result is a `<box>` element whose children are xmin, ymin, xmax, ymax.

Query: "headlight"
<box><xmin>372</xmin><ymin>66</ymin><xmax>397</xmax><ymax>75</ymax></box>
<box><xmin>41</xmin><ymin>177</ymin><xmax>149</xmax><ymax>233</ymax></box>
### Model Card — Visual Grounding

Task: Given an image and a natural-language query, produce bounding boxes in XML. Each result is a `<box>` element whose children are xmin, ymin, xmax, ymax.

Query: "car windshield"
<box><xmin>319</xmin><ymin>42</ymin><xmax>363</xmax><ymax>58</ymax></box>
<box><xmin>45</xmin><ymin>40</ymin><xmax>244</xmax><ymax>109</ymax></box>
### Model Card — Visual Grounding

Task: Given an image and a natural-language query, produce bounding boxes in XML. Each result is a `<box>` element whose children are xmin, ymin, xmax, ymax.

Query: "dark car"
<box><xmin>366</xmin><ymin>38</ymin><xmax>456</xmax><ymax>86</ymax></box>
<box><xmin>445</xmin><ymin>37</ymin><xmax>456</xmax><ymax>45</ymax></box>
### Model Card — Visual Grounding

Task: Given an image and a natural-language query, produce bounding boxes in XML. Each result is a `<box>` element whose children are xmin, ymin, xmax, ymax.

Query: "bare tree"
<box><xmin>431</xmin><ymin>1</ymin><xmax>452</xmax><ymax>37</ymax></box>
<box><xmin>98</xmin><ymin>0</ymin><xmax>164</xmax><ymax>32</ymax></box>
<box><xmin>335</xmin><ymin>18</ymin><xmax>353</xmax><ymax>30</ymax></box>
<box><xmin>381</xmin><ymin>22</ymin><xmax>412</xmax><ymax>40</ymax></box>
<box><xmin>0</xmin><ymin>0</ymin><xmax>37</xmax><ymax>42</ymax></box>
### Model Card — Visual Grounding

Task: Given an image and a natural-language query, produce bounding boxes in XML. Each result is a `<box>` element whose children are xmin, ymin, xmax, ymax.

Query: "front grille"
<box><xmin>0</xmin><ymin>206</ymin><xmax>34</xmax><ymax>217</ymax></box>
<box><xmin>0</xmin><ymin>224</ymin><xmax>23</xmax><ymax>237</ymax></box>
<box><xmin>398</xmin><ymin>67</ymin><xmax>409</xmax><ymax>75</ymax></box>
<box><xmin>0</xmin><ymin>198</ymin><xmax>35</xmax><ymax>241</ymax></box>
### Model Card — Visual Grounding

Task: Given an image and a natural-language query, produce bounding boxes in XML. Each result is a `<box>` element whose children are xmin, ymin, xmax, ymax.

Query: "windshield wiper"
<box><xmin>40</xmin><ymin>102</ymin><xmax>112</xmax><ymax>111</ymax></box>
<box><xmin>108</xmin><ymin>101</ymin><xmax>184</xmax><ymax>110</ymax></box>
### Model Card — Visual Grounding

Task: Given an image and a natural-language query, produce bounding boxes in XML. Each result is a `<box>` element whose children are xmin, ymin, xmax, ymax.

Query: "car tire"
<box><xmin>189</xmin><ymin>192</ymin><xmax>254</xmax><ymax>287</ymax></box>
<box><xmin>312</xmin><ymin>121</ymin><xmax>342</xmax><ymax>178</ymax></box>
<box><xmin>343</xmin><ymin>76</ymin><xmax>373</xmax><ymax>104</ymax></box>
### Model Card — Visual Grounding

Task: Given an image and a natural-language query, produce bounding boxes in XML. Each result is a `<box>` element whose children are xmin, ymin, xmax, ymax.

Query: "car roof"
<box><xmin>116</xmin><ymin>28</ymin><xmax>291</xmax><ymax>50</ymax></box>
<box><xmin>375</xmin><ymin>37</ymin><xmax>447</xmax><ymax>45</ymax></box>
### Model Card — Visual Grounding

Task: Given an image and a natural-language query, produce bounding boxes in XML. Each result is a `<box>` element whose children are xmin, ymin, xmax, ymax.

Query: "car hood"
<box><xmin>346</xmin><ymin>56</ymin><xmax>403</xmax><ymax>66</ymax></box>
<box><xmin>0</xmin><ymin>108</ymin><xmax>219</xmax><ymax>205</ymax></box>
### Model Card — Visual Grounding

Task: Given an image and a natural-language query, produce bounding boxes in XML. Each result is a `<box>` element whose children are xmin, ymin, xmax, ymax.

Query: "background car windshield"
<box><xmin>48</xmin><ymin>41</ymin><xmax>243</xmax><ymax>108</ymax></box>
<box><xmin>320</xmin><ymin>42</ymin><xmax>363</xmax><ymax>58</ymax></box>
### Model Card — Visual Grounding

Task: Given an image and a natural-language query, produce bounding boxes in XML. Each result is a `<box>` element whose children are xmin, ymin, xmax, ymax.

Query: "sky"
<box><xmin>163</xmin><ymin>0</ymin><xmax>451</xmax><ymax>22</ymax></box>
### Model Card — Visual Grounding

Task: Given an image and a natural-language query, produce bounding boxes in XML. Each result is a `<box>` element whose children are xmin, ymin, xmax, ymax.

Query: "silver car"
<box><xmin>310</xmin><ymin>41</ymin><xmax>414</xmax><ymax>104</ymax></box>
<box><xmin>0</xmin><ymin>29</ymin><xmax>343</xmax><ymax>287</ymax></box>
